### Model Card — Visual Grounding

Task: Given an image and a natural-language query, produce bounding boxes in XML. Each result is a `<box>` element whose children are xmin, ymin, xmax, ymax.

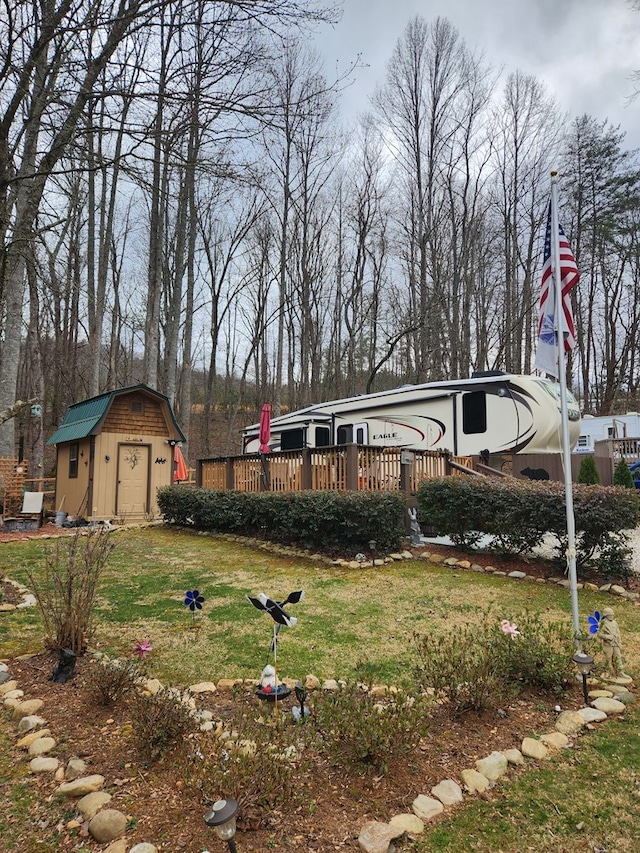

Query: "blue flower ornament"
<box><xmin>184</xmin><ymin>589</ymin><xmax>205</xmax><ymax>612</ymax></box>
<box><xmin>587</xmin><ymin>610</ymin><xmax>602</xmax><ymax>634</ymax></box>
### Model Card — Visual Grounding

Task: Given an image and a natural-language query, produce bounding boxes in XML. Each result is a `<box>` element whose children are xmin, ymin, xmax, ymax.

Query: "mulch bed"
<box><xmin>2</xmin><ymin>651</ymin><xmax>589</xmax><ymax>853</ymax></box>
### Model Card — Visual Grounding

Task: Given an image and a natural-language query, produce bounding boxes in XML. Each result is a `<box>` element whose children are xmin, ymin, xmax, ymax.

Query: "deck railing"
<box><xmin>197</xmin><ymin>445</ymin><xmax>467</xmax><ymax>494</ymax></box>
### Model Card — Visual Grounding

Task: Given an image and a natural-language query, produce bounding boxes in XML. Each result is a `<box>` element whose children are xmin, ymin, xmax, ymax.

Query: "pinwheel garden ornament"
<box><xmin>247</xmin><ymin>589</ymin><xmax>304</xmax><ymax>705</ymax></box>
<box><xmin>588</xmin><ymin>610</ymin><xmax>602</xmax><ymax>634</ymax></box>
<box><xmin>184</xmin><ymin>589</ymin><xmax>205</xmax><ymax>625</ymax></box>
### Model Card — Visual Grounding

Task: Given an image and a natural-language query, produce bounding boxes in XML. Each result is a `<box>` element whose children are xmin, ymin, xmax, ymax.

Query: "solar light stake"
<box><xmin>204</xmin><ymin>798</ymin><xmax>238</xmax><ymax>852</ymax></box>
<box><xmin>572</xmin><ymin>651</ymin><xmax>594</xmax><ymax>705</ymax></box>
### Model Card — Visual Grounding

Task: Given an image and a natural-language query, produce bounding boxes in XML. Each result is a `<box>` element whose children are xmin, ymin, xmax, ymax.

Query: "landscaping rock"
<box><xmin>431</xmin><ymin>779</ymin><xmax>463</xmax><ymax>805</ymax></box>
<box><xmin>501</xmin><ymin>748</ymin><xmax>525</xmax><ymax>765</ymax></box>
<box><xmin>358</xmin><ymin>820</ymin><xmax>403</xmax><ymax>853</ymax></box>
<box><xmin>57</xmin><ymin>775</ymin><xmax>106</xmax><ymax>797</ymax></box>
<box><xmin>77</xmin><ymin>791</ymin><xmax>113</xmax><ymax>820</ymax></box>
<box><xmin>540</xmin><ymin>732</ymin><xmax>569</xmax><ymax>749</ymax></box>
<box><xmin>475</xmin><ymin>751</ymin><xmax>508</xmax><ymax>780</ymax></box>
<box><xmin>577</xmin><ymin>707</ymin><xmax>607</xmax><ymax>723</ymax></box>
<box><xmin>88</xmin><ymin>808</ymin><xmax>128</xmax><ymax>843</ymax></box>
<box><xmin>102</xmin><ymin>841</ymin><xmax>128</xmax><ymax>853</ymax></box>
<box><xmin>29</xmin><ymin>756</ymin><xmax>59</xmax><ymax>773</ymax></box>
<box><xmin>461</xmin><ymin>768</ymin><xmax>490</xmax><ymax>793</ymax></box>
<box><xmin>188</xmin><ymin>681</ymin><xmax>216</xmax><ymax>694</ymax></box>
<box><xmin>389</xmin><ymin>813</ymin><xmax>424</xmax><ymax>835</ymax></box>
<box><xmin>16</xmin><ymin>728</ymin><xmax>51</xmax><ymax>748</ymax></box>
<box><xmin>591</xmin><ymin>697</ymin><xmax>626</xmax><ymax>714</ymax></box>
<box><xmin>521</xmin><ymin>737</ymin><xmax>548</xmax><ymax>759</ymax></box>
<box><xmin>0</xmin><ymin>679</ymin><xmax>18</xmax><ymax>695</ymax></box>
<box><xmin>612</xmin><ymin>691</ymin><xmax>635</xmax><ymax>704</ymax></box>
<box><xmin>27</xmin><ymin>736</ymin><xmax>56</xmax><ymax>756</ymax></box>
<box><xmin>554</xmin><ymin>710</ymin><xmax>585</xmax><ymax>734</ymax></box>
<box><xmin>13</xmin><ymin>698</ymin><xmax>44</xmax><ymax>718</ymax></box>
<box><xmin>129</xmin><ymin>844</ymin><xmax>159</xmax><ymax>853</ymax></box>
<box><xmin>65</xmin><ymin>758</ymin><xmax>87</xmax><ymax>780</ymax></box>
<box><xmin>412</xmin><ymin>794</ymin><xmax>444</xmax><ymax>821</ymax></box>
<box><xmin>17</xmin><ymin>715</ymin><xmax>46</xmax><ymax>733</ymax></box>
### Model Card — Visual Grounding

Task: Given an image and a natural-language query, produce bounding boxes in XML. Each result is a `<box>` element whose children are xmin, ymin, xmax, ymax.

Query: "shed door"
<box><xmin>116</xmin><ymin>443</ymin><xmax>150</xmax><ymax>517</ymax></box>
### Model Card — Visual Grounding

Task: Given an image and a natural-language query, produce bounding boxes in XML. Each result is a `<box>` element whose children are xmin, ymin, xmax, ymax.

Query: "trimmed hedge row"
<box><xmin>416</xmin><ymin>477</ymin><xmax>639</xmax><ymax>580</ymax></box>
<box><xmin>156</xmin><ymin>486</ymin><xmax>406</xmax><ymax>554</ymax></box>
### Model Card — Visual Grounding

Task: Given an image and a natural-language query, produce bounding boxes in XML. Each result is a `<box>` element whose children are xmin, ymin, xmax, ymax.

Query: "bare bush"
<box><xmin>26</xmin><ymin>530</ymin><xmax>114</xmax><ymax>654</ymax></box>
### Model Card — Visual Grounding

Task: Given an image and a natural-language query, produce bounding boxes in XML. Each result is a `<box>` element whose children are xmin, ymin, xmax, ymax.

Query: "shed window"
<box><xmin>69</xmin><ymin>443</ymin><xmax>79</xmax><ymax>479</ymax></box>
<box><xmin>131</xmin><ymin>400</ymin><xmax>143</xmax><ymax>413</ymax></box>
<box><xmin>462</xmin><ymin>391</ymin><xmax>487</xmax><ymax>434</ymax></box>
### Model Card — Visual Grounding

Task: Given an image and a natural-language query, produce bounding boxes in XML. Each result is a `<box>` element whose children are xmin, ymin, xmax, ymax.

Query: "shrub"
<box><xmin>157</xmin><ymin>487</ymin><xmax>405</xmax><ymax>554</ymax></box>
<box><xmin>184</xmin><ymin>705</ymin><xmax>305</xmax><ymax>827</ymax></box>
<box><xmin>312</xmin><ymin>683</ymin><xmax>430</xmax><ymax>774</ymax></box>
<box><xmin>26</xmin><ymin>529</ymin><xmax>114</xmax><ymax>654</ymax></box>
<box><xmin>613</xmin><ymin>458</ymin><xmax>635</xmax><ymax>488</ymax></box>
<box><xmin>416</xmin><ymin>477</ymin><xmax>638</xmax><ymax>580</ymax></box>
<box><xmin>88</xmin><ymin>657</ymin><xmax>144</xmax><ymax>706</ymax></box>
<box><xmin>413</xmin><ymin>609</ymin><xmax>576</xmax><ymax>714</ymax></box>
<box><xmin>577</xmin><ymin>455</ymin><xmax>600</xmax><ymax>485</ymax></box>
<box><xmin>495</xmin><ymin>611</ymin><xmax>575</xmax><ymax>693</ymax></box>
<box><xmin>412</xmin><ymin>621</ymin><xmax>514</xmax><ymax>714</ymax></box>
<box><xmin>130</xmin><ymin>687</ymin><xmax>196</xmax><ymax>762</ymax></box>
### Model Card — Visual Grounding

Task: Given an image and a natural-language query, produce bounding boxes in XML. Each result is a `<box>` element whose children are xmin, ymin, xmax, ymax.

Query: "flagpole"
<box><xmin>550</xmin><ymin>170</ymin><xmax>582</xmax><ymax>648</ymax></box>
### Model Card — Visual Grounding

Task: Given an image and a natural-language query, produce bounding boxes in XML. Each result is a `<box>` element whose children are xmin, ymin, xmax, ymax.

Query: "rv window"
<box><xmin>355</xmin><ymin>426</ymin><xmax>365</xmax><ymax>444</ymax></box>
<box><xmin>69</xmin><ymin>442</ymin><xmax>79</xmax><ymax>479</ymax></box>
<box><xmin>280</xmin><ymin>428</ymin><xmax>305</xmax><ymax>450</ymax></box>
<box><xmin>337</xmin><ymin>425</ymin><xmax>352</xmax><ymax>444</ymax></box>
<box><xmin>316</xmin><ymin>426</ymin><xmax>331</xmax><ymax>447</ymax></box>
<box><xmin>462</xmin><ymin>391</ymin><xmax>487</xmax><ymax>434</ymax></box>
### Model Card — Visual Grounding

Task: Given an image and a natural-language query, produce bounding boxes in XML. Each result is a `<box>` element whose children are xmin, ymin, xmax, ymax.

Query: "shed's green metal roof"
<box><xmin>47</xmin><ymin>384</ymin><xmax>186</xmax><ymax>446</ymax></box>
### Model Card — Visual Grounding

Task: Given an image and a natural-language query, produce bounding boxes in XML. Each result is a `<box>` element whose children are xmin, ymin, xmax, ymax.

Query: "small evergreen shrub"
<box><xmin>313</xmin><ymin>683</ymin><xmax>431</xmax><ymax>774</ymax></box>
<box><xmin>131</xmin><ymin>687</ymin><xmax>196</xmax><ymax>762</ymax></box>
<box><xmin>577</xmin><ymin>455</ymin><xmax>600</xmax><ymax>485</ymax></box>
<box><xmin>416</xmin><ymin>477</ymin><xmax>638</xmax><ymax>580</ymax></box>
<box><xmin>495</xmin><ymin>611</ymin><xmax>575</xmax><ymax>693</ymax></box>
<box><xmin>613</xmin><ymin>458</ymin><xmax>635</xmax><ymax>488</ymax></box>
<box><xmin>157</xmin><ymin>487</ymin><xmax>405</xmax><ymax>553</ymax></box>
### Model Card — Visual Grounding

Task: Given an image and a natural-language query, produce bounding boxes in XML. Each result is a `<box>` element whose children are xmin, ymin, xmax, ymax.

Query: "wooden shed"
<box><xmin>47</xmin><ymin>385</ymin><xmax>186</xmax><ymax>522</ymax></box>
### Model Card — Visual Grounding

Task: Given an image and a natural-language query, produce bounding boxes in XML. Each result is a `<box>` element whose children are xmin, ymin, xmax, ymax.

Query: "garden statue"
<box><xmin>597</xmin><ymin>607</ymin><xmax>630</xmax><ymax>679</ymax></box>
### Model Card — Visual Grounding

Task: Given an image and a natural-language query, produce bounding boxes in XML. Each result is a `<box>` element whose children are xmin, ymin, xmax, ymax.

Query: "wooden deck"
<box><xmin>197</xmin><ymin>446</ymin><xmax>475</xmax><ymax>494</ymax></box>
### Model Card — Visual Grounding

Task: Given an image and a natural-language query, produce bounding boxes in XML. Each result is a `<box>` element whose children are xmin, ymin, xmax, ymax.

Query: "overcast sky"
<box><xmin>315</xmin><ymin>0</ymin><xmax>640</xmax><ymax>150</ymax></box>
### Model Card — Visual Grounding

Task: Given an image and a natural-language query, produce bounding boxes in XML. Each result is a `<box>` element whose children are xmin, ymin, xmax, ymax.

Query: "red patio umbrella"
<box><xmin>174</xmin><ymin>445</ymin><xmax>188</xmax><ymax>483</ymax></box>
<box><xmin>259</xmin><ymin>403</ymin><xmax>271</xmax><ymax>453</ymax></box>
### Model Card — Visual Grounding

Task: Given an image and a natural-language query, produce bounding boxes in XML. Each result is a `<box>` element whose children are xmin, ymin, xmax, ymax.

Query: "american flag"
<box><xmin>534</xmin><ymin>202</ymin><xmax>579</xmax><ymax>378</ymax></box>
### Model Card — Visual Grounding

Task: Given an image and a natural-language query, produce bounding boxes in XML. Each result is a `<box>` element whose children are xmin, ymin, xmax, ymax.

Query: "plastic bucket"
<box><xmin>55</xmin><ymin>511</ymin><xmax>67</xmax><ymax>526</ymax></box>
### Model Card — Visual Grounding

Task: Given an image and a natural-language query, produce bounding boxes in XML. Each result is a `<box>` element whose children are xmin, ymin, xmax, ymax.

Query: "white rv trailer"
<box><xmin>242</xmin><ymin>373</ymin><xmax>581</xmax><ymax>456</ymax></box>
<box><xmin>574</xmin><ymin>412</ymin><xmax>640</xmax><ymax>454</ymax></box>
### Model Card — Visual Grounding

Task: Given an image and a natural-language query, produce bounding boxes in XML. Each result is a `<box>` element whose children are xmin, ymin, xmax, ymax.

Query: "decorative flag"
<box><xmin>534</xmin><ymin>202</ymin><xmax>579</xmax><ymax>378</ymax></box>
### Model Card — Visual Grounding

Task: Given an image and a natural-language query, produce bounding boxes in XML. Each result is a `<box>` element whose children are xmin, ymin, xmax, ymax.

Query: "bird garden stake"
<box><xmin>247</xmin><ymin>590</ymin><xmax>304</xmax><ymax>717</ymax></box>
